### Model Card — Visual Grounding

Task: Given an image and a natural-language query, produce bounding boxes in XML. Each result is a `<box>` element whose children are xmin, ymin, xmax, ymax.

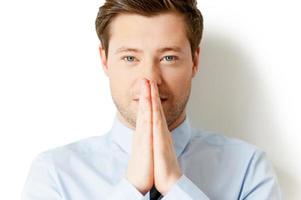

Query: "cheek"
<box><xmin>162</xmin><ymin>67</ymin><xmax>192</xmax><ymax>85</ymax></box>
<box><xmin>109</xmin><ymin>73</ymin><xmax>137</xmax><ymax>104</ymax></box>
<box><xmin>162</xmin><ymin>68</ymin><xmax>192</xmax><ymax>92</ymax></box>
<box><xmin>107</xmin><ymin>61</ymin><xmax>134</xmax><ymax>96</ymax></box>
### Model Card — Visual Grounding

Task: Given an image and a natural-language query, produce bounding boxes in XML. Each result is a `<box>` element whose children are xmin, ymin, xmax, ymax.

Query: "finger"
<box><xmin>150</xmin><ymin>80</ymin><xmax>167</xmax><ymax>131</ymax></box>
<box><xmin>136</xmin><ymin>78</ymin><xmax>152</xmax><ymax>134</ymax></box>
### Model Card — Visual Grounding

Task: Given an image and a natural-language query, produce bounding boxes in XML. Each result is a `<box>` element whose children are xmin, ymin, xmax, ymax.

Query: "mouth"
<box><xmin>133</xmin><ymin>98</ymin><xmax>168</xmax><ymax>102</ymax></box>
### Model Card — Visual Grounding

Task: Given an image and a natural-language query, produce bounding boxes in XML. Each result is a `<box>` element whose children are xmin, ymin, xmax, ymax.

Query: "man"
<box><xmin>22</xmin><ymin>0</ymin><xmax>282</xmax><ymax>199</ymax></box>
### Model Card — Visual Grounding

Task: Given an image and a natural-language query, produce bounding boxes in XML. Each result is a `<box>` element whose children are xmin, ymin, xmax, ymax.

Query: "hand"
<box><xmin>125</xmin><ymin>78</ymin><xmax>182</xmax><ymax>196</ymax></box>
<box><xmin>150</xmin><ymin>80</ymin><xmax>182</xmax><ymax>196</ymax></box>
<box><xmin>125</xmin><ymin>79</ymin><xmax>154</xmax><ymax>195</ymax></box>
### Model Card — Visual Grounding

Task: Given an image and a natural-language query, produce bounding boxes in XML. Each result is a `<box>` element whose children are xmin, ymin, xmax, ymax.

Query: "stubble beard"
<box><xmin>112</xmin><ymin>85</ymin><xmax>191</xmax><ymax>130</ymax></box>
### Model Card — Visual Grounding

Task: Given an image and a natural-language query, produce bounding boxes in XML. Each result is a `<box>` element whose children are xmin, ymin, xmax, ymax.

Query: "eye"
<box><xmin>161</xmin><ymin>55</ymin><xmax>178</xmax><ymax>62</ymax></box>
<box><xmin>122</xmin><ymin>56</ymin><xmax>138</xmax><ymax>63</ymax></box>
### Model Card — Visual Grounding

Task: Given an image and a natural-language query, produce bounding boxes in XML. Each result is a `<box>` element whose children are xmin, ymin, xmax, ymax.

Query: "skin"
<box><xmin>99</xmin><ymin>12</ymin><xmax>200</xmax><ymax>196</ymax></box>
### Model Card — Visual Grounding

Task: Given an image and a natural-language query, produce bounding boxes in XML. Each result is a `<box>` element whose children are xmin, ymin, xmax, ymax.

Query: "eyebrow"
<box><xmin>114</xmin><ymin>46</ymin><xmax>183</xmax><ymax>55</ymax></box>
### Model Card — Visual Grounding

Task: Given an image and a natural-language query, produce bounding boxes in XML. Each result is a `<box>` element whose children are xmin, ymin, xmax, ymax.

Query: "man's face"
<box><xmin>99</xmin><ymin>12</ymin><xmax>200</xmax><ymax>129</ymax></box>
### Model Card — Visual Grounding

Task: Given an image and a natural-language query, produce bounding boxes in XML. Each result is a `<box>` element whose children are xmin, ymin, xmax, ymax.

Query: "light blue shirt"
<box><xmin>22</xmin><ymin>115</ymin><xmax>282</xmax><ymax>200</ymax></box>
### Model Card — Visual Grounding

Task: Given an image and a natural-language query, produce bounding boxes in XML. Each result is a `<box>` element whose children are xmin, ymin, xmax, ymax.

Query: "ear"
<box><xmin>191</xmin><ymin>47</ymin><xmax>201</xmax><ymax>78</ymax></box>
<box><xmin>98</xmin><ymin>44</ymin><xmax>109</xmax><ymax>76</ymax></box>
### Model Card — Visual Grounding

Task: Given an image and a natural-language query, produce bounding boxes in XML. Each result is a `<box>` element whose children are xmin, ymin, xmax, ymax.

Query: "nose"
<box><xmin>141</xmin><ymin>60</ymin><xmax>162</xmax><ymax>85</ymax></box>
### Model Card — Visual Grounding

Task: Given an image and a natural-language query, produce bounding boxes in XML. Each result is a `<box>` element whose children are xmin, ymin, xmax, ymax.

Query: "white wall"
<box><xmin>0</xmin><ymin>0</ymin><xmax>300</xmax><ymax>199</ymax></box>
<box><xmin>188</xmin><ymin>1</ymin><xmax>301</xmax><ymax>199</ymax></box>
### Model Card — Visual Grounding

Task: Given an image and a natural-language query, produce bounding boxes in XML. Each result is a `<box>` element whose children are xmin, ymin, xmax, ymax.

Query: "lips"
<box><xmin>133</xmin><ymin>97</ymin><xmax>168</xmax><ymax>101</ymax></box>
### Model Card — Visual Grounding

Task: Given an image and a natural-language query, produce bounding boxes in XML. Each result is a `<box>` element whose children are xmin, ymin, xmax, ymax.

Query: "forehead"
<box><xmin>108</xmin><ymin>12</ymin><xmax>190</xmax><ymax>53</ymax></box>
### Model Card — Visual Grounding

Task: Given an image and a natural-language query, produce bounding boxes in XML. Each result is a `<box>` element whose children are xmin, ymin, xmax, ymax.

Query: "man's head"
<box><xmin>95</xmin><ymin>0</ymin><xmax>204</xmax><ymax>130</ymax></box>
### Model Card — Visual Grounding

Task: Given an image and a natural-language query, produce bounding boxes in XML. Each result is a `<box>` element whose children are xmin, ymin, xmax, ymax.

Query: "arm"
<box><xmin>22</xmin><ymin>154</ymin><xmax>146</xmax><ymax>200</ymax></box>
<box><xmin>105</xmin><ymin>177</ymin><xmax>146</xmax><ymax>200</ymax></box>
<box><xmin>161</xmin><ymin>174</ymin><xmax>209</xmax><ymax>200</ymax></box>
<box><xmin>162</xmin><ymin>150</ymin><xmax>282</xmax><ymax>200</ymax></box>
<box><xmin>21</xmin><ymin>153</ymin><xmax>62</xmax><ymax>200</ymax></box>
<box><xmin>239</xmin><ymin>150</ymin><xmax>283</xmax><ymax>200</ymax></box>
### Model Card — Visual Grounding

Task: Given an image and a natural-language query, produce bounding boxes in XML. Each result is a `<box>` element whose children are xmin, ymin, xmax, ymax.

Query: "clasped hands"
<box><xmin>126</xmin><ymin>78</ymin><xmax>182</xmax><ymax>196</ymax></box>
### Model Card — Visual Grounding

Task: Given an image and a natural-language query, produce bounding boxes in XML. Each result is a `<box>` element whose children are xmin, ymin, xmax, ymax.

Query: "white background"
<box><xmin>0</xmin><ymin>0</ymin><xmax>300</xmax><ymax>199</ymax></box>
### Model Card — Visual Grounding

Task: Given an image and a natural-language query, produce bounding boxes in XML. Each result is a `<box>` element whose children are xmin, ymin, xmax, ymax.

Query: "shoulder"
<box><xmin>186</xmin><ymin>128</ymin><xmax>282</xmax><ymax>198</ymax></box>
<box><xmin>32</xmin><ymin>133</ymin><xmax>110</xmax><ymax>166</ymax></box>
<box><xmin>187</xmin><ymin>127</ymin><xmax>265</xmax><ymax>160</ymax></box>
<box><xmin>186</xmin><ymin>128</ymin><xmax>277</xmax><ymax>181</ymax></box>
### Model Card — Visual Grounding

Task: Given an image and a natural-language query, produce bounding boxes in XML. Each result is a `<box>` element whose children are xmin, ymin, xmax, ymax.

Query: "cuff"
<box><xmin>107</xmin><ymin>177</ymin><xmax>144</xmax><ymax>200</ymax></box>
<box><xmin>162</xmin><ymin>174</ymin><xmax>209</xmax><ymax>200</ymax></box>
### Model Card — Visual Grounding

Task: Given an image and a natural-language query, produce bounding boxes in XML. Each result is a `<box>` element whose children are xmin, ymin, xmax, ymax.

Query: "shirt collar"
<box><xmin>109</xmin><ymin>113</ymin><xmax>192</xmax><ymax>158</ymax></box>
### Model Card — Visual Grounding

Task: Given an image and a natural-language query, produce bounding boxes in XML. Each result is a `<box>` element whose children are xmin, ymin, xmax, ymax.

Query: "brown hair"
<box><xmin>95</xmin><ymin>0</ymin><xmax>204</xmax><ymax>59</ymax></box>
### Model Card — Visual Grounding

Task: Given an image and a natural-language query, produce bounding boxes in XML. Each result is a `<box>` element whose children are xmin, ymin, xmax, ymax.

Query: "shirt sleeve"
<box><xmin>105</xmin><ymin>177</ymin><xmax>145</xmax><ymax>200</ymax></box>
<box><xmin>161</xmin><ymin>174</ymin><xmax>210</xmax><ymax>200</ymax></box>
<box><xmin>239</xmin><ymin>150</ymin><xmax>283</xmax><ymax>200</ymax></box>
<box><xmin>162</xmin><ymin>150</ymin><xmax>282</xmax><ymax>200</ymax></box>
<box><xmin>21</xmin><ymin>153</ymin><xmax>63</xmax><ymax>200</ymax></box>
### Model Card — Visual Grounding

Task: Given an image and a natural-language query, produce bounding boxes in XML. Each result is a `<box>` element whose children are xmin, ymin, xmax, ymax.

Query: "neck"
<box><xmin>168</xmin><ymin>110</ymin><xmax>186</xmax><ymax>132</ymax></box>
